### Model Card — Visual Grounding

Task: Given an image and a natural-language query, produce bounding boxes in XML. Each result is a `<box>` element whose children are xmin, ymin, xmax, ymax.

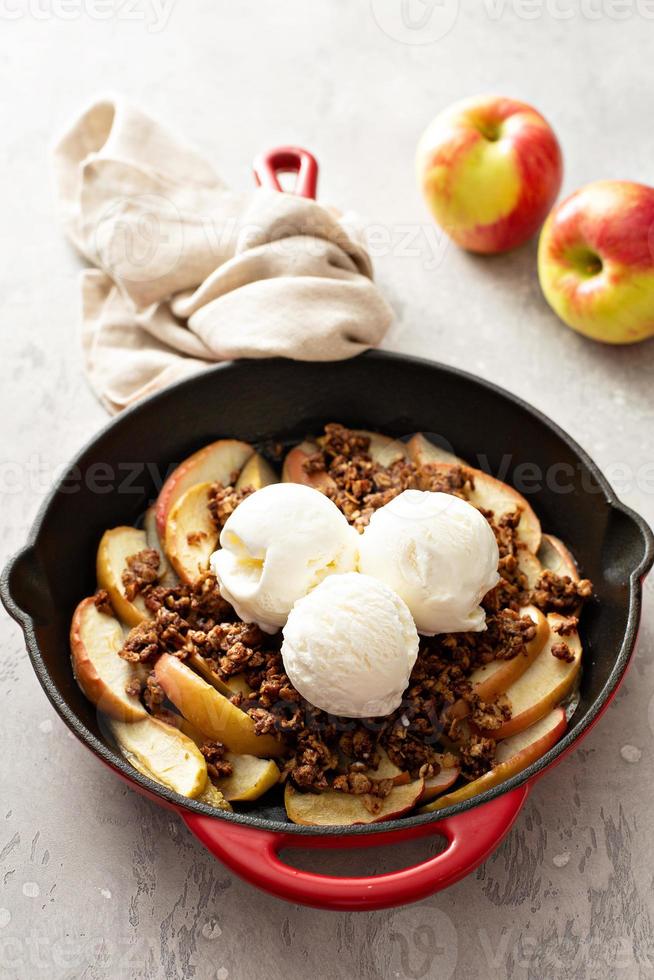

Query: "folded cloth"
<box><xmin>53</xmin><ymin>97</ymin><xmax>393</xmax><ymax>413</ymax></box>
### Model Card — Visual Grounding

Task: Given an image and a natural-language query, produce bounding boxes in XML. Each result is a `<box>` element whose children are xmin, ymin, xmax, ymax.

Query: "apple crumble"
<box><xmin>71</xmin><ymin>424</ymin><xmax>592</xmax><ymax>824</ymax></box>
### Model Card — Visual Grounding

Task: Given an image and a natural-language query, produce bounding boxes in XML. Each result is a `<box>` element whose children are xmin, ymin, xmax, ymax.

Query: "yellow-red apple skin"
<box><xmin>538</xmin><ymin>180</ymin><xmax>654</xmax><ymax>344</ymax></box>
<box><xmin>155</xmin><ymin>440</ymin><xmax>254</xmax><ymax>537</ymax></box>
<box><xmin>417</xmin><ymin>94</ymin><xmax>563</xmax><ymax>254</ymax></box>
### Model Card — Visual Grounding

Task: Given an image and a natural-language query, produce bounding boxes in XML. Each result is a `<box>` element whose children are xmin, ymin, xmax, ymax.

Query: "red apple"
<box><xmin>538</xmin><ymin>180</ymin><xmax>654</xmax><ymax>344</ymax></box>
<box><xmin>417</xmin><ymin>94</ymin><xmax>563</xmax><ymax>254</ymax></box>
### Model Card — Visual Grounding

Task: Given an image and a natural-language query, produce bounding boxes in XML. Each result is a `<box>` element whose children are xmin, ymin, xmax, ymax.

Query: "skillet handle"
<box><xmin>0</xmin><ymin>545</ymin><xmax>46</xmax><ymax>630</ymax></box>
<box><xmin>182</xmin><ymin>785</ymin><xmax>528</xmax><ymax>911</ymax></box>
<box><xmin>252</xmin><ymin>146</ymin><xmax>318</xmax><ymax>200</ymax></box>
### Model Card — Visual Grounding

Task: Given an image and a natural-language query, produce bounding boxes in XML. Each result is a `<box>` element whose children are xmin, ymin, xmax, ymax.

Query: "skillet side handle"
<box><xmin>1</xmin><ymin>545</ymin><xmax>43</xmax><ymax>631</ymax></box>
<box><xmin>252</xmin><ymin>146</ymin><xmax>318</xmax><ymax>200</ymax></box>
<box><xmin>182</xmin><ymin>785</ymin><xmax>528</xmax><ymax>912</ymax></box>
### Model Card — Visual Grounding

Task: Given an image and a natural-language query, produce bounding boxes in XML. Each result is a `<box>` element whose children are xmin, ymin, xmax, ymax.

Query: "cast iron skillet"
<box><xmin>2</xmin><ymin>351</ymin><xmax>652</xmax><ymax>911</ymax></box>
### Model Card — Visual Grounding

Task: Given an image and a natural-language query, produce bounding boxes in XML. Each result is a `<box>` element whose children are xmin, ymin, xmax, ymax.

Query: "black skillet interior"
<box><xmin>3</xmin><ymin>351</ymin><xmax>653</xmax><ymax>836</ymax></box>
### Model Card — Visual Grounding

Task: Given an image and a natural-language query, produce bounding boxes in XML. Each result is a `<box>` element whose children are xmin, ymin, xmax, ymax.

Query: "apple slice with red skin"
<box><xmin>366</xmin><ymin>746</ymin><xmax>410</xmax><ymax>786</ymax></box>
<box><xmin>337</xmin><ymin>746</ymin><xmax>410</xmax><ymax>787</ymax></box>
<box><xmin>407</xmin><ymin>432</ymin><xmax>466</xmax><ymax>467</ymax></box>
<box><xmin>282</xmin><ymin>430</ymin><xmax>407</xmax><ymax>491</ymax></box>
<box><xmin>155</xmin><ymin>439</ymin><xmax>254</xmax><ymax>537</ymax></box>
<box><xmin>467</xmin><ymin>470</ymin><xmax>541</xmax><ymax>553</ymax></box>
<box><xmin>154</xmin><ymin>654</ymin><xmax>284</xmax><ymax>758</ymax></box>
<box><xmin>285</xmin><ymin>778</ymin><xmax>425</xmax><ymax>826</ymax></box>
<box><xmin>96</xmin><ymin>526</ymin><xmax>151</xmax><ymax>627</ymax></box>
<box><xmin>70</xmin><ymin>597</ymin><xmax>146</xmax><ymax>722</ymax></box>
<box><xmin>478</xmin><ymin>614</ymin><xmax>581</xmax><ymax>740</ymax></box>
<box><xmin>420</xmin><ymin>766</ymin><xmax>461</xmax><ymax>803</ymax></box>
<box><xmin>235</xmin><ymin>452</ymin><xmax>278</xmax><ymax>491</ymax></box>
<box><xmin>282</xmin><ymin>441</ymin><xmax>335</xmax><ymax>492</ymax></box>
<box><xmin>447</xmin><ymin>605</ymin><xmax>549</xmax><ymax>722</ymax></box>
<box><xmin>164</xmin><ymin>482</ymin><xmax>218</xmax><ymax>585</ymax></box>
<box><xmin>420</xmin><ymin>708</ymin><xmax>566</xmax><ymax>812</ymax></box>
<box><xmin>109</xmin><ymin>715</ymin><xmax>212</xmax><ymax>799</ymax></box>
<box><xmin>407</xmin><ymin>435</ymin><xmax>541</xmax><ymax>552</ymax></box>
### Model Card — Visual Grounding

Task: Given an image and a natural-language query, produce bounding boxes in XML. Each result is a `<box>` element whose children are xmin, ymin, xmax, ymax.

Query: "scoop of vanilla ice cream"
<box><xmin>210</xmin><ymin>483</ymin><xmax>358</xmax><ymax>633</ymax></box>
<box><xmin>281</xmin><ymin>573</ymin><xmax>419</xmax><ymax>717</ymax></box>
<box><xmin>358</xmin><ymin>490</ymin><xmax>500</xmax><ymax>635</ymax></box>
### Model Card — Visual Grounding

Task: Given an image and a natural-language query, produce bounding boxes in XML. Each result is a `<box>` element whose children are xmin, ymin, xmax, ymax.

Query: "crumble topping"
<box><xmin>122</xmin><ymin>548</ymin><xmax>160</xmax><ymax>601</ymax></box>
<box><xmin>115</xmin><ymin>424</ymin><xmax>592</xmax><ymax>799</ymax></box>
<box><xmin>200</xmin><ymin>741</ymin><xmax>233</xmax><ymax>779</ymax></box>
<box><xmin>94</xmin><ymin>589</ymin><xmax>113</xmax><ymax>616</ymax></box>
<box><xmin>208</xmin><ymin>483</ymin><xmax>254</xmax><ymax>531</ymax></box>
<box><xmin>551</xmin><ymin>641</ymin><xmax>575</xmax><ymax>663</ymax></box>
<box><xmin>532</xmin><ymin>570</ymin><xmax>592</xmax><ymax>613</ymax></box>
<box><xmin>552</xmin><ymin>615</ymin><xmax>580</xmax><ymax>636</ymax></box>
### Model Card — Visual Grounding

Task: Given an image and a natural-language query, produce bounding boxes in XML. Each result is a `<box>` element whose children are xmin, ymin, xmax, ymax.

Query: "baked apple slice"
<box><xmin>421</xmin><ymin>707</ymin><xmax>566</xmax><ymax>812</ymax></box>
<box><xmin>538</xmin><ymin>533</ymin><xmax>579</xmax><ymax>581</ymax></box>
<box><xmin>143</xmin><ymin>505</ymin><xmax>178</xmax><ymax>587</ymax></box>
<box><xmin>447</xmin><ymin>606</ymin><xmax>549</xmax><ymax>722</ymax></box>
<box><xmin>282</xmin><ymin>430</ymin><xmax>406</xmax><ymax>491</ymax></box>
<box><xmin>155</xmin><ymin>439</ymin><xmax>254</xmax><ymax>537</ymax></box>
<box><xmin>214</xmin><ymin>754</ymin><xmax>280</xmax><ymax>802</ymax></box>
<box><xmin>517</xmin><ymin>548</ymin><xmax>543</xmax><ymax>590</ymax></box>
<box><xmin>96</xmin><ymin>526</ymin><xmax>151</xmax><ymax>627</ymax></box>
<box><xmin>109</xmin><ymin>715</ymin><xmax>212</xmax><ymax>799</ymax></box>
<box><xmin>163</xmin><ymin>709</ymin><xmax>278</xmax><ymax>802</ymax></box>
<box><xmin>235</xmin><ymin>452</ymin><xmax>278</xmax><ymax>490</ymax></box>
<box><xmin>353</xmin><ymin>430</ymin><xmax>408</xmax><ymax>466</ymax></box>
<box><xmin>407</xmin><ymin>435</ymin><xmax>541</xmax><ymax>552</ymax></box>
<box><xmin>282</xmin><ymin>441</ymin><xmax>336</xmax><ymax>492</ymax></box>
<box><xmin>420</xmin><ymin>765</ymin><xmax>461</xmax><ymax>803</ymax></box>
<box><xmin>154</xmin><ymin>654</ymin><xmax>284</xmax><ymax>757</ymax></box>
<box><xmin>284</xmin><ymin>778</ymin><xmax>424</xmax><ymax>826</ymax></box>
<box><xmin>467</xmin><ymin>470</ymin><xmax>541</xmax><ymax>553</ymax></box>
<box><xmin>407</xmin><ymin>431</ymin><xmax>466</xmax><ymax>467</ymax></box>
<box><xmin>338</xmin><ymin>746</ymin><xmax>410</xmax><ymax>787</ymax></box>
<box><xmin>367</xmin><ymin>746</ymin><xmax>410</xmax><ymax>786</ymax></box>
<box><xmin>70</xmin><ymin>597</ymin><xmax>146</xmax><ymax>722</ymax></box>
<box><xmin>163</xmin><ymin>482</ymin><xmax>218</xmax><ymax>584</ymax></box>
<box><xmin>187</xmin><ymin>651</ymin><xmax>252</xmax><ymax>699</ymax></box>
<box><xmin>479</xmin><ymin>615</ymin><xmax>582</xmax><ymax>740</ymax></box>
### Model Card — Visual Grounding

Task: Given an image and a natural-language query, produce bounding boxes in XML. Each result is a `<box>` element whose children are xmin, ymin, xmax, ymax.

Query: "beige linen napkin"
<box><xmin>53</xmin><ymin>98</ymin><xmax>393</xmax><ymax>413</ymax></box>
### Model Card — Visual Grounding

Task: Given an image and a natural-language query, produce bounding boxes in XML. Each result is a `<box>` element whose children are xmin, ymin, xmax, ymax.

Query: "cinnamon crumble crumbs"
<box><xmin>94</xmin><ymin>589</ymin><xmax>113</xmax><ymax>615</ymax></box>
<box><xmin>532</xmin><ymin>570</ymin><xmax>592</xmax><ymax>613</ymax></box>
<box><xmin>551</xmin><ymin>642</ymin><xmax>575</xmax><ymax>663</ymax></box>
<box><xmin>200</xmin><ymin>741</ymin><xmax>234</xmax><ymax>779</ymax></box>
<box><xmin>552</xmin><ymin>615</ymin><xmax>579</xmax><ymax>636</ymax></box>
<box><xmin>122</xmin><ymin>548</ymin><xmax>160</xmax><ymax>601</ymax></box>
<box><xmin>111</xmin><ymin>424</ymin><xmax>592</xmax><ymax>801</ymax></box>
<box><xmin>208</xmin><ymin>483</ymin><xmax>254</xmax><ymax>531</ymax></box>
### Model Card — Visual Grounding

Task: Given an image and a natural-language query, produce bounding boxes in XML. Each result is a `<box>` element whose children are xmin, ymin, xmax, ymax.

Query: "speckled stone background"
<box><xmin>2</xmin><ymin>2</ymin><xmax>654</xmax><ymax>977</ymax></box>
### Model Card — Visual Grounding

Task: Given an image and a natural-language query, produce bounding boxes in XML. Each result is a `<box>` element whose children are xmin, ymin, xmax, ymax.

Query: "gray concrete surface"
<box><xmin>2</xmin><ymin>2</ymin><xmax>654</xmax><ymax>978</ymax></box>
